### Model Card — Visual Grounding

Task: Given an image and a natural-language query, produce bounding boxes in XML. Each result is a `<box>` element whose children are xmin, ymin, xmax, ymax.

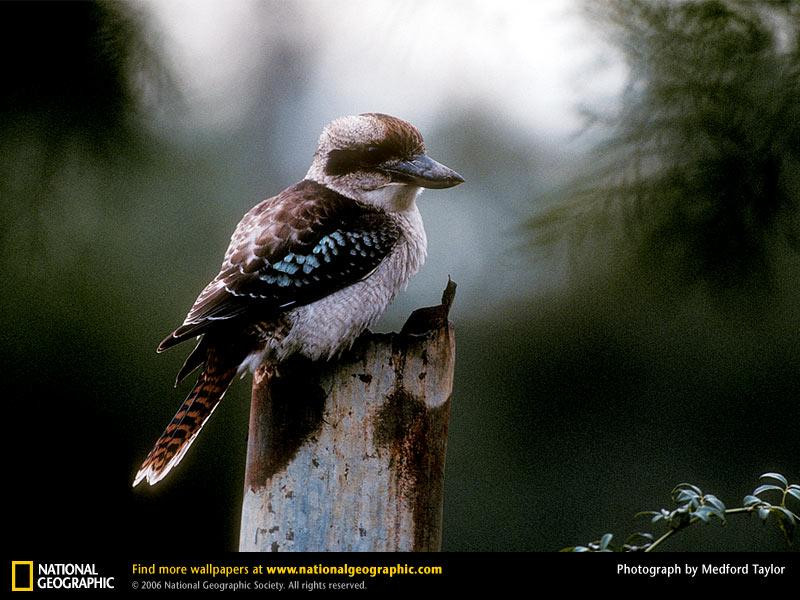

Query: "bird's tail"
<box><xmin>133</xmin><ymin>345</ymin><xmax>238</xmax><ymax>487</ymax></box>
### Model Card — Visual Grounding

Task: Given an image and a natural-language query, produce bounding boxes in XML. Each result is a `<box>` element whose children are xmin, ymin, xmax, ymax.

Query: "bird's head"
<box><xmin>306</xmin><ymin>113</ymin><xmax>464</xmax><ymax>211</ymax></box>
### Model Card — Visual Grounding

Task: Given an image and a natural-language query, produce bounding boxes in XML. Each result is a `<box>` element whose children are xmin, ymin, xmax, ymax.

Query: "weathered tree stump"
<box><xmin>239</xmin><ymin>280</ymin><xmax>456</xmax><ymax>551</ymax></box>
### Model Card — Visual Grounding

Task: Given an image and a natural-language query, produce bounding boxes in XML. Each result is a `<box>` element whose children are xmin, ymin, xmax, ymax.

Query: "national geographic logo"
<box><xmin>11</xmin><ymin>562</ymin><xmax>33</xmax><ymax>592</ymax></box>
<box><xmin>10</xmin><ymin>562</ymin><xmax>115</xmax><ymax>591</ymax></box>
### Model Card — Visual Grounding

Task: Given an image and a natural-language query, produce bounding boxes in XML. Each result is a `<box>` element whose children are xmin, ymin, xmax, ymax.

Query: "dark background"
<box><xmin>4</xmin><ymin>0</ymin><xmax>798</xmax><ymax>554</ymax></box>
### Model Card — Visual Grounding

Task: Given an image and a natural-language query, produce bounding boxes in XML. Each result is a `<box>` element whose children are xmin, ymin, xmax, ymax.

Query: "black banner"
<box><xmin>4</xmin><ymin>553</ymin><xmax>799</xmax><ymax>593</ymax></box>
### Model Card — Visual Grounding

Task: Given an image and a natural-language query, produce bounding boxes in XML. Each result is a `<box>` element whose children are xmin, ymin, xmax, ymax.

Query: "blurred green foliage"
<box><xmin>530</xmin><ymin>0</ymin><xmax>800</xmax><ymax>293</ymax></box>
<box><xmin>0</xmin><ymin>0</ymin><xmax>162</xmax><ymax>138</ymax></box>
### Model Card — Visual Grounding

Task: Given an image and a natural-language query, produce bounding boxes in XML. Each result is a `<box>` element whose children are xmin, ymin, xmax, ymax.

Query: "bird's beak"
<box><xmin>383</xmin><ymin>154</ymin><xmax>464</xmax><ymax>189</ymax></box>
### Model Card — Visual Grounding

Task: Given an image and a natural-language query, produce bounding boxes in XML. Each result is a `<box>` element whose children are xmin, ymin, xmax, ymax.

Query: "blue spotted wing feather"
<box><xmin>158</xmin><ymin>180</ymin><xmax>399</xmax><ymax>351</ymax></box>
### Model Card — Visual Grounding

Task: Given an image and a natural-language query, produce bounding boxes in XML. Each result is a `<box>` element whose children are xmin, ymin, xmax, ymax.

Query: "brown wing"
<box><xmin>158</xmin><ymin>180</ymin><xmax>400</xmax><ymax>351</ymax></box>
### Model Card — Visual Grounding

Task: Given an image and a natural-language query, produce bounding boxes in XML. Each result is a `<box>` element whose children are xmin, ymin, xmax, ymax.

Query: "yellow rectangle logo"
<box><xmin>11</xmin><ymin>561</ymin><xmax>33</xmax><ymax>592</ymax></box>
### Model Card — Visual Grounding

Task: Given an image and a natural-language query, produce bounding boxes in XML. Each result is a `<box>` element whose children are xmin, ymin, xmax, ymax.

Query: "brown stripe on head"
<box><xmin>362</xmin><ymin>113</ymin><xmax>425</xmax><ymax>157</ymax></box>
<box><xmin>322</xmin><ymin>113</ymin><xmax>426</xmax><ymax>177</ymax></box>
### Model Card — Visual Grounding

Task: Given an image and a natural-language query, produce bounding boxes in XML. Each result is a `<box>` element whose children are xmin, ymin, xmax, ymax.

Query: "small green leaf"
<box><xmin>599</xmin><ymin>533</ymin><xmax>613</xmax><ymax>550</ymax></box>
<box><xmin>625</xmin><ymin>532</ymin><xmax>654</xmax><ymax>543</ymax></box>
<box><xmin>704</xmin><ymin>495</ymin><xmax>726</xmax><ymax>512</ymax></box>
<box><xmin>693</xmin><ymin>507</ymin><xmax>711</xmax><ymax>523</ymax></box>
<box><xmin>760</xmin><ymin>473</ymin><xmax>788</xmax><ymax>487</ymax></box>
<box><xmin>772</xmin><ymin>506</ymin><xmax>799</xmax><ymax>524</ymax></box>
<box><xmin>693</xmin><ymin>505</ymin><xmax>725</xmax><ymax>524</ymax></box>
<box><xmin>673</xmin><ymin>483</ymin><xmax>703</xmax><ymax>496</ymax></box>
<box><xmin>772</xmin><ymin>508</ymin><xmax>796</xmax><ymax>543</ymax></box>
<box><xmin>758</xmin><ymin>507</ymin><xmax>770</xmax><ymax>522</ymax></box>
<box><xmin>753</xmin><ymin>484</ymin><xmax>784</xmax><ymax>496</ymax></box>
<box><xmin>743</xmin><ymin>495</ymin><xmax>762</xmax><ymax>507</ymax></box>
<box><xmin>787</xmin><ymin>488</ymin><xmax>800</xmax><ymax>502</ymax></box>
<box><xmin>788</xmin><ymin>485</ymin><xmax>800</xmax><ymax>492</ymax></box>
<box><xmin>676</xmin><ymin>489</ymin><xmax>699</xmax><ymax>503</ymax></box>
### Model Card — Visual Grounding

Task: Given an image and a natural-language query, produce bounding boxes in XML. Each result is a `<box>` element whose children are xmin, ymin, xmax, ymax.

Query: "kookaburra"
<box><xmin>134</xmin><ymin>113</ymin><xmax>463</xmax><ymax>486</ymax></box>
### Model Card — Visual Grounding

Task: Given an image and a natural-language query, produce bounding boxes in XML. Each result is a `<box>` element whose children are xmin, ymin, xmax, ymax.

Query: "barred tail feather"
<box><xmin>133</xmin><ymin>350</ymin><xmax>237</xmax><ymax>487</ymax></box>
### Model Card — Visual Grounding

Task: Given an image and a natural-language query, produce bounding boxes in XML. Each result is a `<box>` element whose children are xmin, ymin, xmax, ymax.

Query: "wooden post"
<box><xmin>239</xmin><ymin>280</ymin><xmax>456</xmax><ymax>552</ymax></box>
